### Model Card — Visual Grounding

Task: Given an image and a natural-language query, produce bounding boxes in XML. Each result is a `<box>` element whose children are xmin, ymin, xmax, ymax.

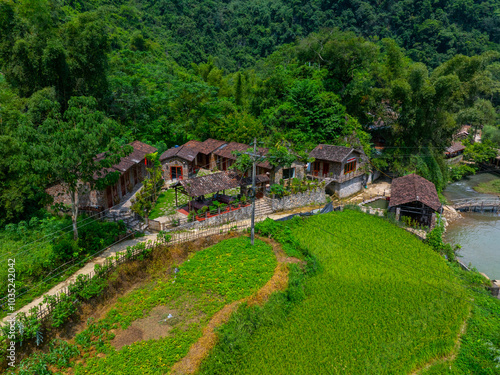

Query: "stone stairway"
<box><xmin>255</xmin><ymin>198</ymin><xmax>273</xmax><ymax>217</ymax></box>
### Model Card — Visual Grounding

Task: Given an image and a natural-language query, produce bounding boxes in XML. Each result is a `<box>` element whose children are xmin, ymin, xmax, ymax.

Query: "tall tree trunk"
<box><xmin>70</xmin><ymin>189</ymin><xmax>79</xmax><ymax>240</ymax></box>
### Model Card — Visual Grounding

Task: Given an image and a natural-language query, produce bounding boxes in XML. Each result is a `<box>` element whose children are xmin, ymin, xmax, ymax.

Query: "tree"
<box><xmin>130</xmin><ymin>152</ymin><xmax>162</xmax><ymax>226</ymax></box>
<box><xmin>26</xmin><ymin>96</ymin><xmax>130</xmax><ymax>240</ymax></box>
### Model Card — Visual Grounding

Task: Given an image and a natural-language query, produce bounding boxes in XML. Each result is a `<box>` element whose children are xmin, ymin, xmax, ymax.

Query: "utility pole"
<box><xmin>251</xmin><ymin>137</ymin><xmax>256</xmax><ymax>245</ymax></box>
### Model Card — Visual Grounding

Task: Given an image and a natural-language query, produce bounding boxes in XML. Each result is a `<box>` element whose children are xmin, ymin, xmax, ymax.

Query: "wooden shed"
<box><xmin>388</xmin><ymin>174</ymin><xmax>442</xmax><ymax>228</ymax></box>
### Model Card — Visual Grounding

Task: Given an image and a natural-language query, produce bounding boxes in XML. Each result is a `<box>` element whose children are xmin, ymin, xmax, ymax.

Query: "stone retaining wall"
<box><xmin>163</xmin><ymin>204</ymin><xmax>254</xmax><ymax>232</ymax></box>
<box><xmin>269</xmin><ymin>189</ymin><xmax>326</xmax><ymax>212</ymax></box>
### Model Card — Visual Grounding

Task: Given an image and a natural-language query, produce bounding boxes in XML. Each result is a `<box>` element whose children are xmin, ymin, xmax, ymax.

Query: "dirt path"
<box><xmin>170</xmin><ymin>239</ymin><xmax>300</xmax><ymax>375</ymax></box>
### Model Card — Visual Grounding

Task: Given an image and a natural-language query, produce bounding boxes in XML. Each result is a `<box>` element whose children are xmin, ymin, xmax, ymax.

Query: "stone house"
<box><xmin>46</xmin><ymin>140</ymin><xmax>157</xmax><ymax>210</ymax></box>
<box><xmin>388</xmin><ymin>174</ymin><xmax>442</xmax><ymax>228</ymax></box>
<box><xmin>444</xmin><ymin>142</ymin><xmax>466</xmax><ymax>163</ymax></box>
<box><xmin>308</xmin><ymin>144</ymin><xmax>371</xmax><ymax>198</ymax></box>
<box><xmin>160</xmin><ymin>140</ymin><xmax>203</xmax><ymax>182</ymax></box>
<box><xmin>160</xmin><ymin>139</ymin><xmax>229</xmax><ymax>182</ymax></box>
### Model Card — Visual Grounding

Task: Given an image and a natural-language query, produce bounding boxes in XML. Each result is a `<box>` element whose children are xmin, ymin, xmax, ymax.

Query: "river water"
<box><xmin>443</xmin><ymin>173</ymin><xmax>500</xmax><ymax>279</ymax></box>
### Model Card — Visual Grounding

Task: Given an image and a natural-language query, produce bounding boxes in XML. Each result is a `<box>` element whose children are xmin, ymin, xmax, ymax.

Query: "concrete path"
<box><xmin>1</xmin><ymin>210</ymin><xmax>295</xmax><ymax>325</ymax></box>
<box><xmin>1</xmin><ymin>232</ymin><xmax>157</xmax><ymax>324</ymax></box>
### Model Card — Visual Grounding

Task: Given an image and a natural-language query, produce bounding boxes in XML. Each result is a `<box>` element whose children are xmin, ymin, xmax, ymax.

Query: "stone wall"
<box><xmin>269</xmin><ymin>189</ymin><xmax>326</xmax><ymax>212</ymax></box>
<box><xmin>46</xmin><ymin>183</ymin><xmax>107</xmax><ymax>208</ymax></box>
<box><xmin>272</xmin><ymin>162</ymin><xmax>306</xmax><ymax>185</ymax></box>
<box><xmin>163</xmin><ymin>204</ymin><xmax>254</xmax><ymax>232</ymax></box>
<box><xmin>162</xmin><ymin>157</ymin><xmax>191</xmax><ymax>182</ymax></box>
<box><xmin>326</xmin><ymin>175</ymin><xmax>365</xmax><ymax>198</ymax></box>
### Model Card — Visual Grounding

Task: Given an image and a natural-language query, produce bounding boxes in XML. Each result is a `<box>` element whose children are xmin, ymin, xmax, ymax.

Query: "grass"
<box><xmin>8</xmin><ymin>236</ymin><xmax>277</xmax><ymax>374</ymax></box>
<box><xmin>200</xmin><ymin>212</ymin><xmax>470</xmax><ymax>374</ymax></box>
<box><xmin>473</xmin><ymin>178</ymin><xmax>500</xmax><ymax>195</ymax></box>
<box><xmin>149</xmin><ymin>186</ymin><xmax>242</xmax><ymax>220</ymax></box>
<box><xmin>421</xmin><ymin>265</ymin><xmax>500</xmax><ymax>374</ymax></box>
<box><xmin>149</xmin><ymin>189</ymin><xmax>189</xmax><ymax>219</ymax></box>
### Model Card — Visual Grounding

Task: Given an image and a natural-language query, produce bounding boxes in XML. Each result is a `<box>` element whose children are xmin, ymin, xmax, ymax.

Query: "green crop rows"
<box><xmin>10</xmin><ymin>237</ymin><xmax>276</xmax><ymax>375</ymax></box>
<box><xmin>200</xmin><ymin>211</ymin><xmax>470</xmax><ymax>374</ymax></box>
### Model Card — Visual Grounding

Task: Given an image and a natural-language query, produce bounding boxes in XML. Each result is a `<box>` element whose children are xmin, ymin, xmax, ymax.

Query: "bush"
<box><xmin>449</xmin><ymin>163</ymin><xmax>476</xmax><ymax>182</ymax></box>
<box><xmin>52</xmin><ymin>239</ymin><xmax>79</xmax><ymax>262</ymax></box>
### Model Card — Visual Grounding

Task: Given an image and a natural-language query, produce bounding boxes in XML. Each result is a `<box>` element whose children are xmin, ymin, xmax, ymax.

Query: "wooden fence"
<box><xmin>19</xmin><ymin>220</ymin><xmax>258</xmax><ymax>323</ymax></box>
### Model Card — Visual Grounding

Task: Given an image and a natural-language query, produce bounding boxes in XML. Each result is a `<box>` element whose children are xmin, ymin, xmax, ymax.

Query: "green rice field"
<box><xmin>200</xmin><ymin>211</ymin><xmax>470</xmax><ymax>374</ymax></box>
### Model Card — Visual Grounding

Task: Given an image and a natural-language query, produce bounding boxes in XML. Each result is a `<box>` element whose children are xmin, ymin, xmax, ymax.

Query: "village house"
<box><xmin>308</xmin><ymin>144</ymin><xmax>372</xmax><ymax>198</ymax></box>
<box><xmin>160</xmin><ymin>138</ymin><xmax>228</xmax><ymax>182</ymax></box>
<box><xmin>445</xmin><ymin>142</ymin><xmax>466</xmax><ymax>162</ymax></box>
<box><xmin>388</xmin><ymin>174</ymin><xmax>442</xmax><ymax>228</ymax></box>
<box><xmin>208</xmin><ymin>140</ymin><xmax>306</xmax><ymax>184</ymax></box>
<box><xmin>46</xmin><ymin>140</ymin><xmax>157</xmax><ymax>210</ymax></box>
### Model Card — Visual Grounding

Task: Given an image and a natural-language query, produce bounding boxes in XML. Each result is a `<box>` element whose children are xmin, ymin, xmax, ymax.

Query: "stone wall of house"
<box><xmin>162</xmin><ymin>157</ymin><xmax>190</xmax><ymax>182</ymax></box>
<box><xmin>272</xmin><ymin>163</ymin><xmax>306</xmax><ymax>185</ymax></box>
<box><xmin>46</xmin><ymin>184</ymin><xmax>108</xmax><ymax>208</ymax></box>
<box><xmin>269</xmin><ymin>189</ymin><xmax>326</xmax><ymax>212</ymax></box>
<box><xmin>326</xmin><ymin>175</ymin><xmax>365</xmax><ymax>198</ymax></box>
<box><xmin>367</xmin><ymin>169</ymin><xmax>381</xmax><ymax>184</ymax></box>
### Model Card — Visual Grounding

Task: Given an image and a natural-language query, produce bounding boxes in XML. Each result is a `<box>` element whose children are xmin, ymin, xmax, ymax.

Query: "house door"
<box><xmin>313</xmin><ymin>161</ymin><xmax>320</xmax><ymax>177</ymax></box>
<box><xmin>120</xmin><ymin>175</ymin><xmax>126</xmax><ymax>196</ymax></box>
<box><xmin>171</xmin><ymin>166</ymin><xmax>183</xmax><ymax>180</ymax></box>
<box><xmin>106</xmin><ymin>186</ymin><xmax>113</xmax><ymax>208</ymax></box>
<box><xmin>323</xmin><ymin>162</ymin><xmax>329</xmax><ymax>177</ymax></box>
<box><xmin>222</xmin><ymin>159</ymin><xmax>227</xmax><ymax>171</ymax></box>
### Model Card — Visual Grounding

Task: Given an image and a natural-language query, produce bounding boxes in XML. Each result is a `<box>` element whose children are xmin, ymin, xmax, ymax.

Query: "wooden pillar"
<box><xmin>175</xmin><ymin>186</ymin><xmax>178</xmax><ymax>206</ymax></box>
<box><xmin>395</xmin><ymin>207</ymin><xmax>401</xmax><ymax>221</ymax></box>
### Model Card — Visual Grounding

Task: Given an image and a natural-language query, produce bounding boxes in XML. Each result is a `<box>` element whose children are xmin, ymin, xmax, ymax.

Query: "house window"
<box><xmin>344</xmin><ymin>160</ymin><xmax>356</xmax><ymax>174</ymax></box>
<box><xmin>283</xmin><ymin>168</ymin><xmax>295</xmax><ymax>179</ymax></box>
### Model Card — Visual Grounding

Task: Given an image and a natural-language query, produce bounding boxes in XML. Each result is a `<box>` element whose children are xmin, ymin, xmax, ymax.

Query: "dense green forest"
<box><xmin>1</xmin><ymin>0</ymin><xmax>500</xmax><ymax>225</ymax></box>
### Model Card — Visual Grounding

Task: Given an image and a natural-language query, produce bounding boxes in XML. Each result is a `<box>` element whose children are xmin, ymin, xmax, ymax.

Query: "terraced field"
<box><xmin>200</xmin><ymin>211</ymin><xmax>471</xmax><ymax>374</ymax></box>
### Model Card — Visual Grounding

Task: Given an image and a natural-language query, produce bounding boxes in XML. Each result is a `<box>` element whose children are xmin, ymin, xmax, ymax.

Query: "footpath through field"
<box><xmin>1</xmin><ymin>210</ymin><xmax>296</xmax><ymax>325</ymax></box>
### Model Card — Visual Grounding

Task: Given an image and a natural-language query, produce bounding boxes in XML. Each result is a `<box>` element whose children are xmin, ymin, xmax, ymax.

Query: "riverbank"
<box><xmin>443</xmin><ymin>173</ymin><xmax>500</xmax><ymax>280</ymax></box>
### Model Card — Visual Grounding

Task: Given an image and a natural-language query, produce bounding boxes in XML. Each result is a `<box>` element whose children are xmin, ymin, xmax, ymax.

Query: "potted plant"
<box><xmin>196</xmin><ymin>206</ymin><xmax>208</xmax><ymax>221</ymax></box>
<box><xmin>240</xmin><ymin>195</ymin><xmax>249</xmax><ymax>206</ymax></box>
<box><xmin>187</xmin><ymin>211</ymin><xmax>195</xmax><ymax>222</ymax></box>
<box><xmin>220</xmin><ymin>203</ymin><xmax>228</xmax><ymax>213</ymax></box>
<box><xmin>207</xmin><ymin>204</ymin><xmax>218</xmax><ymax>217</ymax></box>
<box><xmin>230</xmin><ymin>198</ymin><xmax>240</xmax><ymax>211</ymax></box>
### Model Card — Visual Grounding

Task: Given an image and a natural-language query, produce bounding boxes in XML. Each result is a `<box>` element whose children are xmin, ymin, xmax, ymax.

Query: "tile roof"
<box><xmin>175</xmin><ymin>171</ymin><xmax>240</xmax><ymax>197</ymax></box>
<box><xmin>214</xmin><ymin>142</ymin><xmax>271</xmax><ymax>169</ymax></box>
<box><xmin>388</xmin><ymin>174</ymin><xmax>441</xmax><ymax>212</ymax></box>
<box><xmin>160</xmin><ymin>140</ymin><xmax>203</xmax><ymax>162</ymax></box>
<box><xmin>309</xmin><ymin>144</ymin><xmax>356</xmax><ymax>163</ymax></box>
<box><xmin>240</xmin><ymin>174</ymin><xmax>270</xmax><ymax>186</ymax></box>
<box><xmin>91</xmin><ymin>141</ymin><xmax>157</xmax><ymax>179</ymax></box>
<box><xmin>199</xmin><ymin>138</ymin><xmax>227</xmax><ymax>154</ymax></box>
<box><xmin>445</xmin><ymin>142</ymin><xmax>466</xmax><ymax>154</ymax></box>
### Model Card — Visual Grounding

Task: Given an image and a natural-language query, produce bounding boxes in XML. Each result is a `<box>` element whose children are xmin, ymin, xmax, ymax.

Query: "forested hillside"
<box><xmin>1</xmin><ymin>0</ymin><xmax>500</xmax><ymax>224</ymax></box>
<box><xmin>66</xmin><ymin>0</ymin><xmax>500</xmax><ymax>69</ymax></box>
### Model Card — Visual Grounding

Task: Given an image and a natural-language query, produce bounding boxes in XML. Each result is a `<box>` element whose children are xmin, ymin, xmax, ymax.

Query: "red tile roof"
<box><xmin>389</xmin><ymin>174</ymin><xmax>441</xmax><ymax>212</ymax></box>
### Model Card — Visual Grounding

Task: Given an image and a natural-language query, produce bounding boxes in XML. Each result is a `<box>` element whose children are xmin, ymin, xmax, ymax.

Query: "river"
<box><xmin>443</xmin><ymin>173</ymin><xmax>500</xmax><ymax>279</ymax></box>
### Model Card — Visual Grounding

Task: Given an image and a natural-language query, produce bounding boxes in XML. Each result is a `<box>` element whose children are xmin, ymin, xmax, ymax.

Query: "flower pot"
<box><xmin>196</xmin><ymin>216</ymin><xmax>205</xmax><ymax>221</ymax></box>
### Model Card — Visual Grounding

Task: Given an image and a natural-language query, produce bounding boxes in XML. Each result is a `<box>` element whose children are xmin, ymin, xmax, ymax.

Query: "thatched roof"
<box><xmin>173</xmin><ymin>171</ymin><xmax>241</xmax><ymax>197</ymax></box>
<box><xmin>389</xmin><ymin>174</ymin><xmax>441</xmax><ymax>212</ymax></box>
